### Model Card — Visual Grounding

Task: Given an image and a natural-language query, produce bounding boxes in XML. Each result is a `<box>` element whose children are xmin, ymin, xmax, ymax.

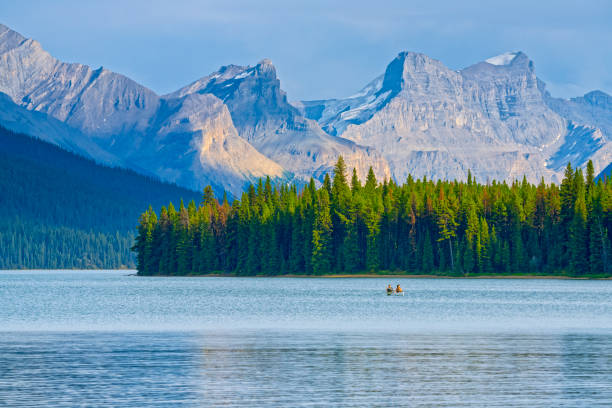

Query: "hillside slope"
<box><xmin>0</xmin><ymin>127</ymin><xmax>200</xmax><ymax>268</ymax></box>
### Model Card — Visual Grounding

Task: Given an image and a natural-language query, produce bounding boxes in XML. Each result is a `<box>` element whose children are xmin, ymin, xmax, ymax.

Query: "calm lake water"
<box><xmin>0</xmin><ymin>270</ymin><xmax>611</xmax><ymax>407</ymax></box>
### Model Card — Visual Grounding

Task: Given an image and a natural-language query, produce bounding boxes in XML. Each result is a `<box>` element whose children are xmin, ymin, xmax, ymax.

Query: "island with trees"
<box><xmin>133</xmin><ymin>157</ymin><xmax>611</xmax><ymax>278</ymax></box>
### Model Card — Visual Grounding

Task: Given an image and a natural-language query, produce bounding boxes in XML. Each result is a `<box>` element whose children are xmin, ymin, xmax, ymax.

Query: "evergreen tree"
<box><xmin>422</xmin><ymin>229</ymin><xmax>434</xmax><ymax>272</ymax></box>
<box><xmin>351</xmin><ymin>168</ymin><xmax>362</xmax><ymax>193</ymax></box>
<box><xmin>175</xmin><ymin>202</ymin><xmax>192</xmax><ymax>275</ymax></box>
<box><xmin>312</xmin><ymin>189</ymin><xmax>333</xmax><ymax>275</ymax></box>
<box><xmin>586</xmin><ymin>160</ymin><xmax>595</xmax><ymax>195</ymax></box>
<box><xmin>202</xmin><ymin>185</ymin><xmax>216</xmax><ymax>206</ymax></box>
<box><xmin>570</xmin><ymin>194</ymin><xmax>588</xmax><ymax>274</ymax></box>
<box><xmin>331</xmin><ymin>156</ymin><xmax>351</xmax><ymax>271</ymax></box>
<box><xmin>436</xmin><ymin>187</ymin><xmax>458</xmax><ymax>271</ymax></box>
<box><xmin>479</xmin><ymin>217</ymin><xmax>491</xmax><ymax>274</ymax></box>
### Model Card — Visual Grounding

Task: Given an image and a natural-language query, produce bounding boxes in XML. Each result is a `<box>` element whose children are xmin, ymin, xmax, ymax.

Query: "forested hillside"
<box><xmin>0</xmin><ymin>127</ymin><xmax>200</xmax><ymax>269</ymax></box>
<box><xmin>135</xmin><ymin>157</ymin><xmax>612</xmax><ymax>277</ymax></box>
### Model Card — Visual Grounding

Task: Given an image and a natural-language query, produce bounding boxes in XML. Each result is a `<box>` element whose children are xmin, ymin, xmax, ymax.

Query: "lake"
<box><xmin>0</xmin><ymin>270</ymin><xmax>611</xmax><ymax>407</ymax></box>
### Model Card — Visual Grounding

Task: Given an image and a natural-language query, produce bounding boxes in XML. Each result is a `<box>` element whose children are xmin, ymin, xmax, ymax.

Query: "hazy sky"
<box><xmin>1</xmin><ymin>0</ymin><xmax>610</xmax><ymax>100</ymax></box>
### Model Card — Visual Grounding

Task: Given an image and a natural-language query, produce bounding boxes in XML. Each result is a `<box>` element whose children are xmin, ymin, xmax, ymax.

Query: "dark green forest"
<box><xmin>0</xmin><ymin>127</ymin><xmax>200</xmax><ymax>269</ymax></box>
<box><xmin>134</xmin><ymin>157</ymin><xmax>612</xmax><ymax>277</ymax></box>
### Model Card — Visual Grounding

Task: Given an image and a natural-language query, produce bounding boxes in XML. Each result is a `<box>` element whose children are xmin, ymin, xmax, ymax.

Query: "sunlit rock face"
<box><xmin>299</xmin><ymin>51</ymin><xmax>612</xmax><ymax>184</ymax></box>
<box><xmin>167</xmin><ymin>59</ymin><xmax>391</xmax><ymax>184</ymax></box>
<box><xmin>143</xmin><ymin>93</ymin><xmax>288</xmax><ymax>194</ymax></box>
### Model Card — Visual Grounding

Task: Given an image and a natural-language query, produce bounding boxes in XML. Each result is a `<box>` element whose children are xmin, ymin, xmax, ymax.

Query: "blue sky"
<box><xmin>1</xmin><ymin>0</ymin><xmax>610</xmax><ymax>100</ymax></box>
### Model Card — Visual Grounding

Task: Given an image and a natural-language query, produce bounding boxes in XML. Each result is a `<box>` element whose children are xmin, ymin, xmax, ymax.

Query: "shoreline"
<box><xmin>2</xmin><ymin>270</ymin><xmax>610</xmax><ymax>280</ymax></box>
<box><xmin>141</xmin><ymin>273</ymin><xmax>612</xmax><ymax>280</ymax></box>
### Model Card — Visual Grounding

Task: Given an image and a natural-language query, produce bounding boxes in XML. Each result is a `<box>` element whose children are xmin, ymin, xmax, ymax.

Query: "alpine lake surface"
<box><xmin>1</xmin><ymin>270</ymin><xmax>611</xmax><ymax>407</ymax></box>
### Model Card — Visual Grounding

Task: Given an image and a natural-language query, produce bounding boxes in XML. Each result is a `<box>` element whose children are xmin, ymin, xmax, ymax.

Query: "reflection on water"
<box><xmin>1</xmin><ymin>331</ymin><xmax>611</xmax><ymax>407</ymax></box>
<box><xmin>0</xmin><ymin>332</ymin><xmax>203</xmax><ymax>407</ymax></box>
<box><xmin>1</xmin><ymin>271</ymin><xmax>612</xmax><ymax>406</ymax></box>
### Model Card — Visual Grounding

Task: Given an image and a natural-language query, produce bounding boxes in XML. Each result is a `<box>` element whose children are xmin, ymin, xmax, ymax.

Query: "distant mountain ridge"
<box><xmin>298</xmin><ymin>51</ymin><xmax>612</xmax><ymax>184</ymax></box>
<box><xmin>0</xmin><ymin>23</ymin><xmax>610</xmax><ymax>192</ymax></box>
<box><xmin>166</xmin><ymin>59</ymin><xmax>390</xmax><ymax>183</ymax></box>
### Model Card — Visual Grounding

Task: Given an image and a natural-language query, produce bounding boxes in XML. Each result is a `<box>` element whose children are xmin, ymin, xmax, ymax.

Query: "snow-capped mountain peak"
<box><xmin>297</xmin><ymin>51</ymin><xmax>460</xmax><ymax>136</ymax></box>
<box><xmin>485</xmin><ymin>51</ymin><xmax>519</xmax><ymax>66</ymax></box>
<box><xmin>166</xmin><ymin>59</ymin><xmax>278</xmax><ymax>101</ymax></box>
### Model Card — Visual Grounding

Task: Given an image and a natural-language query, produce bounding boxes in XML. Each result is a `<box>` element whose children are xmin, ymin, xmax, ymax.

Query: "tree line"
<box><xmin>134</xmin><ymin>157</ymin><xmax>612</xmax><ymax>277</ymax></box>
<box><xmin>0</xmin><ymin>220</ymin><xmax>135</xmax><ymax>269</ymax></box>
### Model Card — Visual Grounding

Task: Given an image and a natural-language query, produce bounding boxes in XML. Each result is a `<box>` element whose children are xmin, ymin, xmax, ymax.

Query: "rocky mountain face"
<box><xmin>0</xmin><ymin>25</ymin><xmax>284</xmax><ymax>194</ymax></box>
<box><xmin>167</xmin><ymin>60</ymin><xmax>390</xmax><ymax>183</ymax></box>
<box><xmin>0</xmin><ymin>91</ymin><xmax>124</xmax><ymax>166</ymax></box>
<box><xmin>0</xmin><ymin>23</ymin><xmax>610</xmax><ymax>193</ymax></box>
<box><xmin>0</xmin><ymin>24</ymin><xmax>389</xmax><ymax>194</ymax></box>
<box><xmin>546</xmin><ymin>90</ymin><xmax>612</xmax><ymax>136</ymax></box>
<box><xmin>141</xmin><ymin>93</ymin><xmax>287</xmax><ymax>194</ymax></box>
<box><xmin>539</xmin><ymin>87</ymin><xmax>612</xmax><ymax>178</ymax></box>
<box><xmin>0</xmin><ymin>26</ymin><xmax>159</xmax><ymax>146</ymax></box>
<box><xmin>299</xmin><ymin>51</ymin><xmax>612</xmax><ymax>184</ymax></box>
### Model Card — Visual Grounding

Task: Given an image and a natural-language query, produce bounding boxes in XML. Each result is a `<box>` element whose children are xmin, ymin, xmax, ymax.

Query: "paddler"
<box><xmin>387</xmin><ymin>284</ymin><xmax>393</xmax><ymax>295</ymax></box>
<box><xmin>396</xmin><ymin>284</ymin><xmax>403</xmax><ymax>293</ymax></box>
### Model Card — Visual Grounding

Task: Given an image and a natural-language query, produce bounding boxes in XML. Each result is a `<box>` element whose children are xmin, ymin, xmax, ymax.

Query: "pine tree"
<box><xmin>351</xmin><ymin>168</ymin><xmax>362</xmax><ymax>193</ymax></box>
<box><xmin>436</xmin><ymin>187</ymin><xmax>458</xmax><ymax>271</ymax></box>
<box><xmin>586</xmin><ymin>160</ymin><xmax>595</xmax><ymax>195</ymax></box>
<box><xmin>570</xmin><ymin>194</ymin><xmax>588</xmax><ymax>274</ymax></box>
<box><xmin>342</xmin><ymin>199</ymin><xmax>361</xmax><ymax>273</ymax></box>
<box><xmin>331</xmin><ymin>156</ymin><xmax>351</xmax><ymax>271</ymax></box>
<box><xmin>479</xmin><ymin>217</ymin><xmax>491</xmax><ymax>274</ymax></box>
<box><xmin>422</xmin><ymin>229</ymin><xmax>434</xmax><ymax>272</ymax></box>
<box><xmin>312</xmin><ymin>189</ymin><xmax>333</xmax><ymax>275</ymax></box>
<box><xmin>202</xmin><ymin>185</ymin><xmax>216</xmax><ymax>206</ymax></box>
<box><xmin>463</xmin><ymin>202</ymin><xmax>479</xmax><ymax>274</ymax></box>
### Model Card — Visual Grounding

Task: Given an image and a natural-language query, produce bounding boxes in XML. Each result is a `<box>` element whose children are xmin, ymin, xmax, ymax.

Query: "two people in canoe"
<box><xmin>387</xmin><ymin>284</ymin><xmax>402</xmax><ymax>295</ymax></box>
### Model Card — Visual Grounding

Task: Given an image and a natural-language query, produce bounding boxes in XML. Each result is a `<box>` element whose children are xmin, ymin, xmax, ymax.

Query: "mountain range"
<box><xmin>1</xmin><ymin>24</ymin><xmax>610</xmax><ymax>195</ymax></box>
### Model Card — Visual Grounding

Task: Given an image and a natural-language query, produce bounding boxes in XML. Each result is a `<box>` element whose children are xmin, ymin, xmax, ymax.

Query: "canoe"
<box><xmin>387</xmin><ymin>291</ymin><xmax>404</xmax><ymax>296</ymax></box>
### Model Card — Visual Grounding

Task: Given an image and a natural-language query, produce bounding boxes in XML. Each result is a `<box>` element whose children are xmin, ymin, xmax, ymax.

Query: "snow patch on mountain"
<box><xmin>295</xmin><ymin>75</ymin><xmax>390</xmax><ymax>136</ymax></box>
<box><xmin>546</xmin><ymin>122</ymin><xmax>607</xmax><ymax>171</ymax></box>
<box><xmin>485</xmin><ymin>52</ymin><xmax>519</xmax><ymax>66</ymax></box>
